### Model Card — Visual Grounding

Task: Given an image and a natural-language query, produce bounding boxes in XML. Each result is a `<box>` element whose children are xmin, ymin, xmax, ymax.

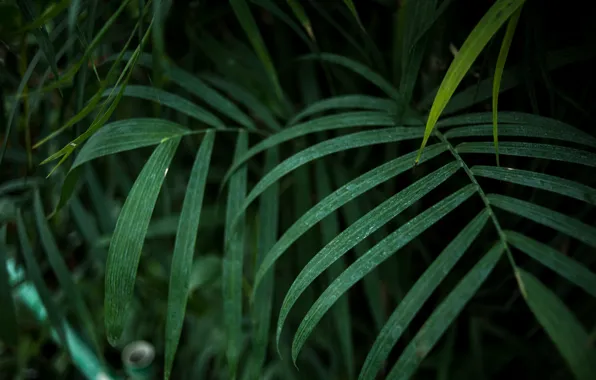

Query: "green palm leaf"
<box><xmin>105</xmin><ymin>138</ymin><xmax>180</xmax><ymax>345</ymax></box>
<box><xmin>165</xmin><ymin>131</ymin><xmax>215</xmax><ymax>380</ymax></box>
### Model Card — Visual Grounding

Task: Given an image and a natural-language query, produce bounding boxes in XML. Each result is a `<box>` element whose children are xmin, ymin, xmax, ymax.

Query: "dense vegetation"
<box><xmin>1</xmin><ymin>0</ymin><xmax>596</xmax><ymax>379</ymax></box>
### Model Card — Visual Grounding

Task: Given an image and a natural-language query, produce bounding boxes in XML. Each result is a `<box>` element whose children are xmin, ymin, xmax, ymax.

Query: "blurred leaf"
<box><xmin>342</xmin><ymin>0</ymin><xmax>364</xmax><ymax>30</ymax></box>
<box><xmin>16</xmin><ymin>209</ymin><xmax>69</xmax><ymax>354</ymax></box>
<box><xmin>488</xmin><ymin>194</ymin><xmax>596</xmax><ymax>248</ymax></box>
<box><xmin>492</xmin><ymin>7</ymin><xmax>522</xmax><ymax>165</ymax></box>
<box><xmin>15</xmin><ymin>0</ymin><xmax>70</xmax><ymax>33</ymax></box>
<box><xmin>105</xmin><ymin>138</ymin><xmax>180</xmax><ymax>345</ymax></box>
<box><xmin>286</xmin><ymin>0</ymin><xmax>315</xmax><ymax>40</ymax></box>
<box><xmin>0</xmin><ymin>225</ymin><xmax>18</xmax><ymax>347</ymax></box>
<box><xmin>230</xmin><ymin>0</ymin><xmax>283</xmax><ymax>100</ymax></box>
<box><xmin>506</xmin><ymin>231</ymin><xmax>596</xmax><ymax>299</ymax></box>
<box><xmin>0</xmin><ymin>178</ymin><xmax>43</xmax><ymax>196</ymax></box>
<box><xmin>360</xmin><ymin>210</ymin><xmax>490</xmax><ymax>380</ymax></box>
<box><xmin>416</xmin><ymin>0</ymin><xmax>526</xmax><ymax>162</ymax></box>
<box><xmin>516</xmin><ymin>269</ymin><xmax>596</xmax><ymax>380</ymax></box>
<box><xmin>223</xmin><ymin>132</ymin><xmax>248</xmax><ymax>379</ymax></box>
<box><xmin>33</xmin><ymin>190</ymin><xmax>100</xmax><ymax>356</ymax></box>
<box><xmin>165</xmin><ymin>131</ymin><xmax>215</xmax><ymax>380</ymax></box>
<box><xmin>102</xmin><ymin>86</ymin><xmax>226</xmax><ymax>128</ymax></box>
<box><xmin>292</xmin><ymin>184</ymin><xmax>476</xmax><ymax>362</ymax></box>
<box><xmin>388</xmin><ymin>243</ymin><xmax>505</xmax><ymax>379</ymax></box>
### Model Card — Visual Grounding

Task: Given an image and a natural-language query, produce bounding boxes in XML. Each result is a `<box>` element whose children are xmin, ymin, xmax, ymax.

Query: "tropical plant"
<box><xmin>1</xmin><ymin>0</ymin><xmax>595</xmax><ymax>379</ymax></box>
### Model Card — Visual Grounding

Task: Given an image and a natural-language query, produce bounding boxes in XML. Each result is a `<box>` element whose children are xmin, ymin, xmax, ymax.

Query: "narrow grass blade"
<box><xmin>292</xmin><ymin>184</ymin><xmax>476</xmax><ymax>363</ymax></box>
<box><xmin>232</xmin><ymin>127</ymin><xmax>426</xmax><ymax>241</ymax></box>
<box><xmin>223</xmin><ymin>112</ymin><xmax>396</xmax><ymax>184</ymax></box>
<box><xmin>488</xmin><ymin>194</ymin><xmax>596</xmax><ymax>248</ymax></box>
<box><xmin>16</xmin><ymin>210</ymin><xmax>68</xmax><ymax>352</ymax></box>
<box><xmin>288</xmin><ymin>95</ymin><xmax>398</xmax><ymax>125</ymax></box>
<box><xmin>202</xmin><ymin>74</ymin><xmax>281</xmax><ymax>131</ymax></box>
<box><xmin>301</xmin><ymin>53</ymin><xmax>402</xmax><ymax>101</ymax></box>
<box><xmin>102</xmin><ymin>86</ymin><xmax>226</xmax><ymax>128</ymax></box>
<box><xmin>223</xmin><ymin>132</ymin><xmax>248</xmax><ymax>379</ymax></box>
<box><xmin>314</xmin><ymin>160</ymin><xmax>354</xmax><ymax>379</ymax></box>
<box><xmin>33</xmin><ymin>190</ymin><xmax>99</xmax><ymax>355</ymax></box>
<box><xmin>253</xmin><ymin>144</ymin><xmax>447</xmax><ymax>294</ymax></box>
<box><xmin>456</xmin><ymin>142</ymin><xmax>596</xmax><ymax>167</ymax></box>
<box><xmin>444</xmin><ymin>124</ymin><xmax>596</xmax><ymax>148</ymax></box>
<box><xmin>359</xmin><ymin>210</ymin><xmax>490</xmax><ymax>380</ymax></box>
<box><xmin>286</xmin><ymin>0</ymin><xmax>315</xmax><ymax>40</ymax></box>
<box><xmin>165</xmin><ymin>131</ymin><xmax>215</xmax><ymax>380</ymax></box>
<box><xmin>493</xmin><ymin>7</ymin><xmax>522</xmax><ymax>166</ymax></box>
<box><xmin>0</xmin><ymin>225</ymin><xmax>18</xmax><ymax>346</ymax></box>
<box><xmin>0</xmin><ymin>178</ymin><xmax>43</xmax><ymax>196</ymax></box>
<box><xmin>471</xmin><ymin>166</ymin><xmax>596</xmax><ymax>205</ymax></box>
<box><xmin>506</xmin><ymin>231</ymin><xmax>596</xmax><ymax>298</ymax></box>
<box><xmin>15</xmin><ymin>0</ymin><xmax>70</xmax><ymax>33</ymax></box>
<box><xmin>230</xmin><ymin>0</ymin><xmax>283</xmax><ymax>100</ymax></box>
<box><xmin>246</xmin><ymin>147</ymin><xmax>279</xmax><ymax>379</ymax></box>
<box><xmin>516</xmin><ymin>269</ymin><xmax>596</xmax><ymax>380</ymax></box>
<box><xmin>416</xmin><ymin>0</ymin><xmax>526</xmax><ymax>162</ymax></box>
<box><xmin>388</xmin><ymin>243</ymin><xmax>505</xmax><ymax>379</ymax></box>
<box><xmin>16</xmin><ymin>0</ymin><xmax>61</xmax><ymax>80</ymax></box>
<box><xmin>342</xmin><ymin>0</ymin><xmax>364</xmax><ymax>30</ymax></box>
<box><xmin>105</xmin><ymin>138</ymin><xmax>180</xmax><ymax>345</ymax></box>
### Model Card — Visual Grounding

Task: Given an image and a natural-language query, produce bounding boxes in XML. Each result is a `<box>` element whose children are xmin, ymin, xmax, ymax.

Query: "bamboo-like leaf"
<box><xmin>246</xmin><ymin>147</ymin><xmax>279</xmax><ymax>379</ymax></box>
<box><xmin>506</xmin><ymin>231</ymin><xmax>596</xmax><ymax>299</ymax></box>
<box><xmin>342</xmin><ymin>0</ymin><xmax>364</xmax><ymax>30</ymax></box>
<box><xmin>516</xmin><ymin>269</ymin><xmax>596</xmax><ymax>380</ymax></box>
<box><xmin>202</xmin><ymin>74</ymin><xmax>281</xmax><ymax>131</ymax></box>
<box><xmin>416</xmin><ymin>0</ymin><xmax>526</xmax><ymax>162</ymax></box>
<box><xmin>231</xmin><ymin>127</ymin><xmax>426</xmax><ymax>224</ymax></box>
<box><xmin>164</xmin><ymin>131</ymin><xmax>215</xmax><ymax>380</ymax></box>
<box><xmin>388</xmin><ymin>242</ymin><xmax>504</xmax><ymax>379</ymax></box>
<box><xmin>492</xmin><ymin>7</ymin><xmax>522</xmax><ymax>166</ymax></box>
<box><xmin>292</xmin><ymin>184</ymin><xmax>476</xmax><ymax>362</ymax></box>
<box><xmin>314</xmin><ymin>160</ymin><xmax>354</xmax><ymax>379</ymax></box>
<box><xmin>16</xmin><ymin>0</ymin><xmax>61</xmax><ymax>80</ymax></box>
<box><xmin>253</xmin><ymin>144</ymin><xmax>447</xmax><ymax>294</ymax></box>
<box><xmin>472</xmin><ymin>166</ymin><xmax>596</xmax><ymax>205</ymax></box>
<box><xmin>445</xmin><ymin>124</ymin><xmax>596</xmax><ymax>149</ymax></box>
<box><xmin>288</xmin><ymin>95</ymin><xmax>399</xmax><ymax>125</ymax></box>
<box><xmin>488</xmin><ymin>194</ymin><xmax>596</xmax><ymax>248</ymax></box>
<box><xmin>16</xmin><ymin>210</ymin><xmax>68</xmax><ymax>352</ymax></box>
<box><xmin>457</xmin><ymin>142</ymin><xmax>596</xmax><ymax>167</ymax></box>
<box><xmin>223</xmin><ymin>112</ymin><xmax>396</xmax><ymax>183</ymax></box>
<box><xmin>105</xmin><ymin>138</ymin><xmax>180</xmax><ymax>345</ymax></box>
<box><xmin>359</xmin><ymin>210</ymin><xmax>490</xmax><ymax>380</ymax></box>
<box><xmin>286</xmin><ymin>0</ymin><xmax>315</xmax><ymax>40</ymax></box>
<box><xmin>230</xmin><ymin>0</ymin><xmax>283</xmax><ymax>100</ymax></box>
<box><xmin>0</xmin><ymin>225</ymin><xmax>18</xmax><ymax>346</ymax></box>
<box><xmin>223</xmin><ymin>132</ymin><xmax>248</xmax><ymax>379</ymax></box>
<box><xmin>102</xmin><ymin>86</ymin><xmax>226</xmax><ymax>128</ymax></box>
<box><xmin>301</xmin><ymin>53</ymin><xmax>402</xmax><ymax>101</ymax></box>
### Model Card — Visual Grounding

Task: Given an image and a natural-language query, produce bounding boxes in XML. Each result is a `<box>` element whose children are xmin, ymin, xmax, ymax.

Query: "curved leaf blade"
<box><xmin>516</xmin><ymin>269</ymin><xmax>596</xmax><ymax>380</ymax></box>
<box><xmin>232</xmin><ymin>127</ymin><xmax>426</xmax><ymax>227</ymax></box>
<box><xmin>506</xmin><ymin>231</ymin><xmax>596</xmax><ymax>299</ymax></box>
<box><xmin>105</xmin><ymin>138</ymin><xmax>180</xmax><ymax>345</ymax></box>
<box><xmin>223</xmin><ymin>112</ymin><xmax>396</xmax><ymax>184</ymax></box>
<box><xmin>488</xmin><ymin>194</ymin><xmax>596</xmax><ymax>248</ymax></box>
<box><xmin>164</xmin><ymin>131</ymin><xmax>215</xmax><ymax>380</ymax></box>
<box><xmin>456</xmin><ymin>142</ymin><xmax>596</xmax><ymax>167</ymax></box>
<box><xmin>0</xmin><ymin>225</ymin><xmax>18</xmax><ymax>346</ymax></box>
<box><xmin>223</xmin><ymin>132</ymin><xmax>249</xmax><ymax>379</ymax></box>
<box><xmin>387</xmin><ymin>242</ymin><xmax>505</xmax><ymax>379</ymax></box>
<box><xmin>288</xmin><ymin>95</ymin><xmax>397</xmax><ymax>125</ymax></box>
<box><xmin>253</xmin><ymin>143</ymin><xmax>447</xmax><ymax>299</ymax></box>
<box><xmin>291</xmin><ymin>184</ymin><xmax>476</xmax><ymax>363</ymax></box>
<box><xmin>416</xmin><ymin>0</ymin><xmax>526</xmax><ymax>162</ymax></box>
<box><xmin>359</xmin><ymin>209</ymin><xmax>490</xmax><ymax>380</ymax></box>
<box><xmin>472</xmin><ymin>166</ymin><xmax>596</xmax><ymax>205</ymax></box>
<box><xmin>102</xmin><ymin>86</ymin><xmax>226</xmax><ymax>128</ymax></box>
